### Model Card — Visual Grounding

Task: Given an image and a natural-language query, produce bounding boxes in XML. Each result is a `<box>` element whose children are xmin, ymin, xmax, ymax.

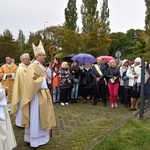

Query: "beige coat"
<box><xmin>21</xmin><ymin>61</ymin><xmax>56</xmax><ymax>130</ymax></box>
<box><xmin>10</xmin><ymin>63</ymin><xmax>28</xmax><ymax>115</ymax></box>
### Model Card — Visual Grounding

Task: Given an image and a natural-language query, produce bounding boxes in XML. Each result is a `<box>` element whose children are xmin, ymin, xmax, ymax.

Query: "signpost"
<box><xmin>115</xmin><ymin>51</ymin><xmax>121</xmax><ymax>64</ymax></box>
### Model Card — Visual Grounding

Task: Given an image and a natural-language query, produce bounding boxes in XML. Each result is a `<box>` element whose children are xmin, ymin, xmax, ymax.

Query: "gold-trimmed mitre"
<box><xmin>32</xmin><ymin>41</ymin><xmax>45</xmax><ymax>56</ymax></box>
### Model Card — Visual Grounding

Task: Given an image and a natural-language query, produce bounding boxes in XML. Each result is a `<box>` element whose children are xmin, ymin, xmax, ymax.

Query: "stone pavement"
<box><xmin>12</xmin><ymin>100</ymin><xmax>134</xmax><ymax>150</ymax></box>
<box><xmin>134</xmin><ymin>100</ymin><xmax>150</xmax><ymax>119</ymax></box>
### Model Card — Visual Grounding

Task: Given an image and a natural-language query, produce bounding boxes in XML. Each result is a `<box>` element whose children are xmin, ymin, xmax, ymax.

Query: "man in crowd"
<box><xmin>92</xmin><ymin>57</ymin><xmax>107</xmax><ymax>106</ymax></box>
<box><xmin>0</xmin><ymin>56</ymin><xmax>18</xmax><ymax>109</ymax></box>
<box><xmin>21</xmin><ymin>41</ymin><xmax>56</xmax><ymax>147</ymax></box>
<box><xmin>10</xmin><ymin>53</ymin><xmax>31</xmax><ymax>127</ymax></box>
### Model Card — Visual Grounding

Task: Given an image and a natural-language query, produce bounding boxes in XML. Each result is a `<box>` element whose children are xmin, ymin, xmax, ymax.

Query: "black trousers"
<box><xmin>60</xmin><ymin>88</ymin><xmax>70</xmax><ymax>103</ymax></box>
<box><xmin>84</xmin><ymin>88</ymin><xmax>93</xmax><ymax>100</ymax></box>
<box><xmin>120</xmin><ymin>86</ymin><xmax>124</xmax><ymax>104</ymax></box>
<box><xmin>93</xmin><ymin>83</ymin><xmax>106</xmax><ymax>104</ymax></box>
<box><xmin>124</xmin><ymin>87</ymin><xmax>132</xmax><ymax>105</ymax></box>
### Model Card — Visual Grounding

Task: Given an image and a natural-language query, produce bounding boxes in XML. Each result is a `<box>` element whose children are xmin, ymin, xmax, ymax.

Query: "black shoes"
<box><xmin>71</xmin><ymin>99</ymin><xmax>78</xmax><ymax>103</ymax></box>
<box><xmin>129</xmin><ymin>108</ymin><xmax>138</xmax><ymax>111</ymax></box>
<box><xmin>103</xmin><ymin>103</ymin><xmax>107</xmax><ymax>107</ymax></box>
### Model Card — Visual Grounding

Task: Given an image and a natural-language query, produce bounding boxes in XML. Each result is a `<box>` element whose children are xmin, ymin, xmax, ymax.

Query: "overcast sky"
<box><xmin>0</xmin><ymin>0</ymin><xmax>146</xmax><ymax>39</ymax></box>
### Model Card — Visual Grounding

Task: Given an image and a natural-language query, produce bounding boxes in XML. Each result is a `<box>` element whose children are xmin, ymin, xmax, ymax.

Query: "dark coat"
<box><xmin>91</xmin><ymin>64</ymin><xmax>106</xmax><ymax>84</ymax></box>
<box><xmin>106</xmin><ymin>67</ymin><xmax>120</xmax><ymax>83</ymax></box>
<box><xmin>70</xmin><ymin>66</ymin><xmax>82</xmax><ymax>79</ymax></box>
<box><xmin>80</xmin><ymin>68</ymin><xmax>93</xmax><ymax>89</ymax></box>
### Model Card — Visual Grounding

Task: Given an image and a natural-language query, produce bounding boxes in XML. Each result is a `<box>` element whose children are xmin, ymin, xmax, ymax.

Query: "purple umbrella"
<box><xmin>71</xmin><ymin>53</ymin><xmax>96</xmax><ymax>64</ymax></box>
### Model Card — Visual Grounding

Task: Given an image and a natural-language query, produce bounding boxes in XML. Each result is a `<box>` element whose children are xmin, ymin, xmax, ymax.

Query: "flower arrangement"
<box><xmin>130</xmin><ymin>66</ymin><xmax>136</xmax><ymax>75</ymax></box>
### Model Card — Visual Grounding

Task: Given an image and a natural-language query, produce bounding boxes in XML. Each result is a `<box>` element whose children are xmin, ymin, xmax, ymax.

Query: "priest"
<box><xmin>21</xmin><ymin>41</ymin><xmax>56</xmax><ymax>147</ymax></box>
<box><xmin>10</xmin><ymin>53</ymin><xmax>31</xmax><ymax>127</ymax></box>
<box><xmin>0</xmin><ymin>56</ymin><xmax>18</xmax><ymax>108</ymax></box>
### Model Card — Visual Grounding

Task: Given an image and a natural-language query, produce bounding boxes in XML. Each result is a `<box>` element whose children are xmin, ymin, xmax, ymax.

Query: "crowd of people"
<box><xmin>46</xmin><ymin>55</ymin><xmax>149</xmax><ymax>110</ymax></box>
<box><xmin>0</xmin><ymin>40</ymin><xmax>149</xmax><ymax>149</ymax></box>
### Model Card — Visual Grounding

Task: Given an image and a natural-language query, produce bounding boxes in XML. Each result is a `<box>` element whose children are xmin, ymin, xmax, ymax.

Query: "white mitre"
<box><xmin>32</xmin><ymin>41</ymin><xmax>46</xmax><ymax>56</ymax></box>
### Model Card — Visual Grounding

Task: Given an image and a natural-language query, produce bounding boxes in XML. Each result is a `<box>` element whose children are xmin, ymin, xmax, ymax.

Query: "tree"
<box><xmin>0</xmin><ymin>30</ymin><xmax>20</xmax><ymax>64</ymax></box>
<box><xmin>3</xmin><ymin>29</ymin><xmax>14</xmax><ymax>41</ymax></box>
<box><xmin>100</xmin><ymin>0</ymin><xmax>110</xmax><ymax>34</ymax></box>
<box><xmin>145</xmin><ymin>0</ymin><xmax>150</xmax><ymax>37</ymax></box>
<box><xmin>17</xmin><ymin>29</ymin><xmax>26</xmax><ymax>49</ymax></box>
<box><xmin>81</xmin><ymin>0</ymin><xmax>99</xmax><ymax>34</ymax></box>
<box><xmin>144</xmin><ymin>0</ymin><xmax>150</xmax><ymax>59</ymax></box>
<box><xmin>64</xmin><ymin>0</ymin><xmax>78</xmax><ymax>31</ymax></box>
<box><xmin>109</xmin><ymin>29</ymin><xmax>146</xmax><ymax>60</ymax></box>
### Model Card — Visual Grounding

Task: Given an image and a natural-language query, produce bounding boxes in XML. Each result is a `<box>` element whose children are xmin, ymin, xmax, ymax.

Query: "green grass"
<box><xmin>13</xmin><ymin>100</ymin><xmax>132</xmax><ymax>150</ymax></box>
<box><xmin>93</xmin><ymin>118</ymin><xmax>150</xmax><ymax>150</ymax></box>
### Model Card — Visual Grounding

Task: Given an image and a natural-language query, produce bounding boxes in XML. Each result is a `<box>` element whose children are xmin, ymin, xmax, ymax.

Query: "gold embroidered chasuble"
<box><xmin>21</xmin><ymin>61</ymin><xmax>56</xmax><ymax>130</ymax></box>
<box><xmin>10</xmin><ymin>63</ymin><xmax>27</xmax><ymax>115</ymax></box>
<box><xmin>0</xmin><ymin>63</ymin><xmax>18</xmax><ymax>103</ymax></box>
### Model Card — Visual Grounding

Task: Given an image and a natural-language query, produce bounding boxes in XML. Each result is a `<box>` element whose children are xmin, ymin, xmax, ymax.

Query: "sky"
<box><xmin>0</xmin><ymin>0</ymin><xmax>146</xmax><ymax>40</ymax></box>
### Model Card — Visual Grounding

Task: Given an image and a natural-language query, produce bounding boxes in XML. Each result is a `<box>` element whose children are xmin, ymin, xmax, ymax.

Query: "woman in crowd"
<box><xmin>52</xmin><ymin>66</ymin><xmax>60</xmax><ymax>104</ymax></box>
<box><xmin>120</xmin><ymin>59</ymin><xmax>130</xmax><ymax>107</ymax></box>
<box><xmin>81</xmin><ymin>62</ymin><xmax>93</xmax><ymax>103</ymax></box>
<box><xmin>127</xmin><ymin>57</ymin><xmax>149</xmax><ymax>111</ymax></box>
<box><xmin>70</xmin><ymin>60</ymin><xmax>82</xmax><ymax>103</ymax></box>
<box><xmin>106</xmin><ymin>59</ymin><xmax>120</xmax><ymax>108</ymax></box>
<box><xmin>121</xmin><ymin>59</ymin><xmax>132</xmax><ymax>108</ymax></box>
<box><xmin>59</xmin><ymin>62</ymin><xmax>73</xmax><ymax>106</ymax></box>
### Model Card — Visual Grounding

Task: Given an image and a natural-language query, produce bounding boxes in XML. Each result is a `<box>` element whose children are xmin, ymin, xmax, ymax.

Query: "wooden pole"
<box><xmin>49</xmin><ymin>45</ymin><xmax>58</xmax><ymax>137</ymax></box>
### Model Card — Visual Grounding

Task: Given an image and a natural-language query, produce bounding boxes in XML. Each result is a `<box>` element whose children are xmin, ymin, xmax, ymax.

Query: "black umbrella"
<box><xmin>62</xmin><ymin>53</ymin><xmax>76</xmax><ymax>62</ymax></box>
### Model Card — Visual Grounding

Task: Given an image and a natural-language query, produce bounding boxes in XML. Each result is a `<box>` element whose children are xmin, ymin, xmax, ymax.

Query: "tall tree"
<box><xmin>64</xmin><ymin>0</ymin><xmax>78</xmax><ymax>31</ymax></box>
<box><xmin>17</xmin><ymin>29</ymin><xmax>26</xmax><ymax>49</ymax></box>
<box><xmin>0</xmin><ymin>30</ymin><xmax>20</xmax><ymax>63</ymax></box>
<box><xmin>145</xmin><ymin>0</ymin><xmax>150</xmax><ymax>56</ymax></box>
<box><xmin>100</xmin><ymin>0</ymin><xmax>110</xmax><ymax>34</ymax></box>
<box><xmin>145</xmin><ymin>0</ymin><xmax>150</xmax><ymax>36</ymax></box>
<box><xmin>81</xmin><ymin>0</ymin><xmax>99</xmax><ymax>33</ymax></box>
<box><xmin>3</xmin><ymin>29</ymin><xmax>14</xmax><ymax>41</ymax></box>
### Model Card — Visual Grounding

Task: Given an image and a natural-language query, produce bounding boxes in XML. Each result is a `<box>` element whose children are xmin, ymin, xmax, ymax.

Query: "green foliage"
<box><xmin>64</xmin><ymin>0</ymin><xmax>78</xmax><ymax>31</ymax></box>
<box><xmin>81</xmin><ymin>0</ymin><xmax>99</xmax><ymax>34</ymax></box>
<box><xmin>0</xmin><ymin>30</ymin><xmax>21</xmax><ymax>64</ymax></box>
<box><xmin>17</xmin><ymin>29</ymin><xmax>26</xmax><ymax>49</ymax></box>
<box><xmin>109</xmin><ymin>29</ymin><xmax>147</xmax><ymax>60</ymax></box>
<box><xmin>145</xmin><ymin>0</ymin><xmax>150</xmax><ymax>37</ymax></box>
<box><xmin>100</xmin><ymin>0</ymin><xmax>110</xmax><ymax>34</ymax></box>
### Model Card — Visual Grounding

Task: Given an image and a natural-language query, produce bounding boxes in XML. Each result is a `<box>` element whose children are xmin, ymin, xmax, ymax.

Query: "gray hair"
<box><xmin>20</xmin><ymin>53</ymin><xmax>30</xmax><ymax>61</ymax></box>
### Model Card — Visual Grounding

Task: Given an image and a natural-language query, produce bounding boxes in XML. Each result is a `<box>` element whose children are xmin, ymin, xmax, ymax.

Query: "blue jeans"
<box><xmin>53</xmin><ymin>87</ymin><xmax>60</xmax><ymax>102</ymax></box>
<box><xmin>71</xmin><ymin>78</ymin><xmax>79</xmax><ymax>99</ymax></box>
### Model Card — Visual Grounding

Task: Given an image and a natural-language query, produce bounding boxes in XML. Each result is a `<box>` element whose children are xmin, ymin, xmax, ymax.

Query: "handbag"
<box><xmin>110</xmin><ymin>78</ymin><xmax>115</xmax><ymax>84</ymax></box>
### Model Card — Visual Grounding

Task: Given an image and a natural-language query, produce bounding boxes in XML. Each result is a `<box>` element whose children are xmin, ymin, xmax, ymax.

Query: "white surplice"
<box><xmin>15</xmin><ymin>100</ymin><xmax>23</xmax><ymax>127</ymax></box>
<box><xmin>0</xmin><ymin>107</ymin><xmax>17</xmax><ymax>150</ymax></box>
<box><xmin>24</xmin><ymin>78</ymin><xmax>50</xmax><ymax>147</ymax></box>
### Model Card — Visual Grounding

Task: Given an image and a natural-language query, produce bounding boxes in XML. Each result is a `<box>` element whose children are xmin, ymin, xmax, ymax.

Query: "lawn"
<box><xmin>12</xmin><ymin>100</ymin><xmax>131</xmax><ymax>150</ymax></box>
<box><xmin>93</xmin><ymin>118</ymin><xmax>150</xmax><ymax>150</ymax></box>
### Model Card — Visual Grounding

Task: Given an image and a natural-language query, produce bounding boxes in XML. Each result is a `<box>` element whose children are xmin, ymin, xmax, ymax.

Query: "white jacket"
<box><xmin>126</xmin><ymin>65</ymin><xmax>149</xmax><ymax>87</ymax></box>
<box><xmin>120</xmin><ymin>66</ymin><xmax>128</xmax><ymax>86</ymax></box>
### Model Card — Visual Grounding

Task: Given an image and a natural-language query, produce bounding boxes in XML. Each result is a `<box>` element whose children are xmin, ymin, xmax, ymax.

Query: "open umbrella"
<box><xmin>71</xmin><ymin>53</ymin><xmax>96</xmax><ymax>64</ymax></box>
<box><xmin>99</xmin><ymin>55</ymin><xmax>115</xmax><ymax>63</ymax></box>
<box><xmin>62</xmin><ymin>53</ymin><xmax>76</xmax><ymax>62</ymax></box>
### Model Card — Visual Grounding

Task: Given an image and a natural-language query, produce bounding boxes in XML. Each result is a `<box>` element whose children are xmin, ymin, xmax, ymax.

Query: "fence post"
<box><xmin>139</xmin><ymin>59</ymin><xmax>145</xmax><ymax>119</ymax></box>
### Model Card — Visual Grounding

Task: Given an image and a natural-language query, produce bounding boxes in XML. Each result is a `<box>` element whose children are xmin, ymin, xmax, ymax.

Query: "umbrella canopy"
<box><xmin>99</xmin><ymin>55</ymin><xmax>115</xmax><ymax>63</ymax></box>
<box><xmin>71</xmin><ymin>53</ymin><xmax>96</xmax><ymax>64</ymax></box>
<box><xmin>62</xmin><ymin>53</ymin><xmax>76</xmax><ymax>62</ymax></box>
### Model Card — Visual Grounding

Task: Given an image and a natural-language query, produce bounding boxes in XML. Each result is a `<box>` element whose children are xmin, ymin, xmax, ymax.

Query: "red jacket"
<box><xmin>52</xmin><ymin>74</ymin><xmax>60</xmax><ymax>87</ymax></box>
